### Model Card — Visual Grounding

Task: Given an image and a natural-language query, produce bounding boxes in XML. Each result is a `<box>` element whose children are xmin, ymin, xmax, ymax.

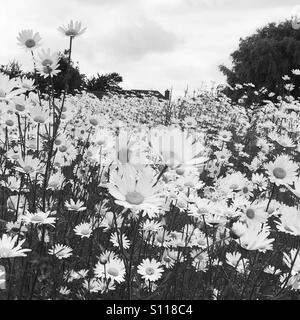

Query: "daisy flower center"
<box><xmin>43</xmin><ymin>66</ymin><xmax>53</xmax><ymax>74</ymax></box>
<box><xmin>163</xmin><ymin>256</ymin><xmax>171</xmax><ymax>263</ymax></box>
<box><xmin>246</xmin><ymin>208</ymin><xmax>255</xmax><ymax>219</ymax></box>
<box><xmin>49</xmin><ymin>181</ymin><xmax>59</xmax><ymax>188</ymax></box>
<box><xmin>81</xmin><ymin>228</ymin><xmax>90</xmax><ymax>235</ymax></box>
<box><xmin>273</xmin><ymin>167</ymin><xmax>287</xmax><ymax>179</ymax></box>
<box><xmin>42</xmin><ymin>59</ymin><xmax>54</xmax><ymax>67</ymax></box>
<box><xmin>65</xmin><ymin>29</ymin><xmax>77</xmax><ymax>36</ymax></box>
<box><xmin>107</xmin><ymin>267</ymin><xmax>119</xmax><ymax>277</ymax></box>
<box><xmin>33</xmin><ymin>115</ymin><xmax>46</xmax><ymax>123</ymax></box>
<box><xmin>242</xmin><ymin>186</ymin><xmax>249</xmax><ymax>194</ymax></box>
<box><xmin>25</xmin><ymin>39</ymin><xmax>36</xmax><ymax>48</ymax></box>
<box><xmin>31</xmin><ymin>215</ymin><xmax>44</xmax><ymax>223</ymax></box>
<box><xmin>230</xmin><ymin>183</ymin><xmax>239</xmax><ymax>189</ymax></box>
<box><xmin>145</xmin><ymin>267</ymin><xmax>155</xmax><ymax>275</ymax></box>
<box><xmin>125</xmin><ymin>191</ymin><xmax>144</xmax><ymax>205</ymax></box>
<box><xmin>23</xmin><ymin>165</ymin><xmax>34</xmax><ymax>172</ymax></box>
<box><xmin>16</xmin><ymin>104</ymin><xmax>25</xmax><ymax>112</ymax></box>
<box><xmin>176</xmin><ymin>167</ymin><xmax>185</xmax><ymax>175</ymax></box>
<box><xmin>59</xmin><ymin>146</ymin><xmax>67</xmax><ymax>152</ymax></box>
<box><xmin>5</xmin><ymin>120</ymin><xmax>14</xmax><ymax>126</ymax></box>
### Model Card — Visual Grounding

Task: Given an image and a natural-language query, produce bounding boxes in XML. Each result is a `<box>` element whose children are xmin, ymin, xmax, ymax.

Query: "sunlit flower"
<box><xmin>137</xmin><ymin>258</ymin><xmax>164</xmax><ymax>282</ymax></box>
<box><xmin>21</xmin><ymin>211</ymin><xmax>56</xmax><ymax>227</ymax></box>
<box><xmin>58</xmin><ymin>20</ymin><xmax>87</xmax><ymax>38</ymax></box>
<box><xmin>108</xmin><ymin>167</ymin><xmax>163</xmax><ymax>218</ymax></box>
<box><xmin>17</xmin><ymin>29</ymin><xmax>42</xmax><ymax>51</ymax></box>
<box><xmin>238</xmin><ymin>225</ymin><xmax>274</xmax><ymax>252</ymax></box>
<box><xmin>287</xmin><ymin>177</ymin><xmax>300</xmax><ymax>198</ymax></box>
<box><xmin>263</xmin><ymin>265</ymin><xmax>281</xmax><ymax>275</ymax></box>
<box><xmin>36</xmin><ymin>49</ymin><xmax>60</xmax><ymax>78</ymax></box>
<box><xmin>0</xmin><ymin>73</ymin><xmax>23</xmax><ymax>101</ymax></box>
<box><xmin>110</xmin><ymin>232</ymin><xmax>130</xmax><ymax>250</ymax></box>
<box><xmin>149</xmin><ymin>128</ymin><xmax>208</xmax><ymax>170</ymax></box>
<box><xmin>264</xmin><ymin>155</ymin><xmax>298</xmax><ymax>186</ymax></box>
<box><xmin>74</xmin><ymin>222</ymin><xmax>93</xmax><ymax>238</ymax></box>
<box><xmin>59</xmin><ymin>286</ymin><xmax>71</xmax><ymax>295</ymax></box>
<box><xmin>276</xmin><ymin>205</ymin><xmax>300</xmax><ymax>237</ymax></box>
<box><xmin>65</xmin><ymin>199</ymin><xmax>87</xmax><ymax>212</ymax></box>
<box><xmin>94</xmin><ymin>257</ymin><xmax>125</xmax><ymax>284</ymax></box>
<box><xmin>0</xmin><ymin>234</ymin><xmax>31</xmax><ymax>258</ymax></box>
<box><xmin>283</xmin><ymin>249</ymin><xmax>300</xmax><ymax>275</ymax></box>
<box><xmin>48</xmin><ymin>244</ymin><xmax>73</xmax><ymax>259</ymax></box>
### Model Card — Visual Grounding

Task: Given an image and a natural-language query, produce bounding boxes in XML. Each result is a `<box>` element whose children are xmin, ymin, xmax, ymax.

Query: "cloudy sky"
<box><xmin>1</xmin><ymin>0</ymin><xmax>300</xmax><ymax>96</ymax></box>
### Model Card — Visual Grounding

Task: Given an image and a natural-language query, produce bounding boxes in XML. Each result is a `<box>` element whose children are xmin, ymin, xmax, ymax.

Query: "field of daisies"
<box><xmin>1</xmin><ymin>21</ymin><xmax>300</xmax><ymax>301</ymax></box>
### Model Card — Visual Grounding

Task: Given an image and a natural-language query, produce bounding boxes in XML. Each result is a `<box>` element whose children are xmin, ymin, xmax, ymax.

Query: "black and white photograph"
<box><xmin>0</xmin><ymin>0</ymin><xmax>300</xmax><ymax>308</ymax></box>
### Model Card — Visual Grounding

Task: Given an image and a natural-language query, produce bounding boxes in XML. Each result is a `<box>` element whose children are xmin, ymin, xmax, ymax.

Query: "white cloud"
<box><xmin>101</xmin><ymin>20</ymin><xmax>184</xmax><ymax>61</ymax></box>
<box><xmin>0</xmin><ymin>0</ymin><xmax>299</xmax><ymax>96</ymax></box>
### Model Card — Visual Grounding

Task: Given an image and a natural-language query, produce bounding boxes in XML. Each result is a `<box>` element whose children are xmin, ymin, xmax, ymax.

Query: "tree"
<box><xmin>86</xmin><ymin>72</ymin><xmax>123</xmax><ymax>92</ymax></box>
<box><xmin>34</xmin><ymin>50</ymin><xmax>86</xmax><ymax>96</ymax></box>
<box><xmin>0</xmin><ymin>54</ymin><xmax>123</xmax><ymax>98</ymax></box>
<box><xmin>0</xmin><ymin>60</ymin><xmax>23</xmax><ymax>79</ymax></box>
<box><xmin>220</xmin><ymin>19</ymin><xmax>300</xmax><ymax>103</ymax></box>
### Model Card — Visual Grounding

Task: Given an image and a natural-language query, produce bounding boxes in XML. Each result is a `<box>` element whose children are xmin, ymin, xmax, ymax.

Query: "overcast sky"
<box><xmin>1</xmin><ymin>0</ymin><xmax>300</xmax><ymax>96</ymax></box>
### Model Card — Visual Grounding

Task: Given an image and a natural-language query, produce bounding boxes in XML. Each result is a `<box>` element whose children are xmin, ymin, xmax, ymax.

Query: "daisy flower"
<box><xmin>161</xmin><ymin>250</ymin><xmax>177</xmax><ymax>268</ymax></box>
<box><xmin>83</xmin><ymin>278</ymin><xmax>102</xmax><ymax>293</ymax></box>
<box><xmin>264</xmin><ymin>265</ymin><xmax>281</xmax><ymax>275</ymax></box>
<box><xmin>36</xmin><ymin>49</ymin><xmax>60</xmax><ymax>78</ymax></box>
<box><xmin>74</xmin><ymin>222</ymin><xmax>93</xmax><ymax>238</ymax></box>
<box><xmin>283</xmin><ymin>249</ymin><xmax>300</xmax><ymax>275</ymax></box>
<box><xmin>0</xmin><ymin>73</ymin><xmax>23</xmax><ymax>101</ymax></box>
<box><xmin>141</xmin><ymin>220</ymin><xmax>163</xmax><ymax>234</ymax></box>
<box><xmin>110</xmin><ymin>232</ymin><xmax>130</xmax><ymax>250</ymax></box>
<box><xmin>241</xmin><ymin>203</ymin><xmax>269</xmax><ymax>226</ymax></box>
<box><xmin>15</xmin><ymin>156</ymin><xmax>42</xmax><ymax>175</ymax></box>
<box><xmin>17</xmin><ymin>29</ymin><xmax>42</xmax><ymax>51</ymax></box>
<box><xmin>276</xmin><ymin>205</ymin><xmax>300</xmax><ymax>237</ymax></box>
<box><xmin>21</xmin><ymin>211</ymin><xmax>56</xmax><ymax>227</ymax></box>
<box><xmin>6</xmin><ymin>221</ymin><xmax>28</xmax><ymax>236</ymax></box>
<box><xmin>226</xmin><ymin>251</ymin><xmax>243</xmax><ymax>268</ymax></box>
<box><xmin>292</xmin><ymin>69</ymin><xmax>300</xmax><ymax>75</ymax></box>
<box><xmin>252</xmin><ymin>173</ymin><xmax>268</xmax><ymax>191</ymax></box>
<box><xmin>137</xmin><ymin>258</ymin><xmax>164</xmax><ymax>282</ymax></box>
<box><xmin>287</xmin><ymin>177</ymin><xmax>300</xmax><ymax>198</ymax></box>
<box><xmin>217</xmin><ymin>130</ymin><xmax>232</xmax><ymax>142</ymax></box>
<box><xmin>48</xmin><ymin>244</ymin><xmax>73</xmax><ymax>259</ymax></box>
<box><xmin>264</xmin><ymin>155</ymin><xmax>298</xmax><ymax>186</ymax></box>
<box><xmin>108</xmin><ymin>167</ymin><xmax>163</xmax><ymax>218</ymax></box>
<box><xmin>17</xmin><ymin>77</ymin><xmax>36</xmax><ymax>91</ymax></box>
<box><xmin>58</xmin><ymin>20</ymin><xmax>87</xmax><ymax>38</ymax></box>
<box><xmin>190</xmin><ymin>250</ymin><xmax>209</xmax><ymax>272</ymax></box>
<box><xmin>238</xmin><ymin>225</ymin><xmax>274</xmax><ymax>252</ymax></box>
<box><xmin>29</xmin><ymin>106</ymin><xmax>52</xmax><ymax>124</ymax></box>
<box><xmin>59</xmin><ymin>286</ymin><xmax>71</xmax><ymax>295</ymax></box>
<box><xmin>65</xmin><ymin>199</ymin><xmax>87</xmax><ymax>212</ymax></box>
<box><xmin>149</xmin><ymin>127</ymin><xmax>208</xmax><ymax>170</ymax></box>
<box><xmin>0</xmin><ymin>234</ymin><xmax>31</xmax><ymax>258</ymax></box>
<box><xmin>94</xmin><ymin>257</ymin><xmax>126</xmax><ymax>284</ymax></box>
<box><xmin>47</xmin><ymin>172</ymin><xmax>65</xmax><ymax>190</ymax></box>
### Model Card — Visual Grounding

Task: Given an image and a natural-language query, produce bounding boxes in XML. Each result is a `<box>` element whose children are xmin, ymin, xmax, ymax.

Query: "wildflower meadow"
<box><xmin>1</xmin><ymin>20</ymin><xmax>300</xmax><ymax>302</ymax></box>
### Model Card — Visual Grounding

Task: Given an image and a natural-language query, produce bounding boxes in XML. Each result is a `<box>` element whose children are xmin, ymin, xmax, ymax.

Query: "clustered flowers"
<box><xmin>0</xmin><ymin>20</ymin><xmax>300</xmax><ymax>301</ymax></box>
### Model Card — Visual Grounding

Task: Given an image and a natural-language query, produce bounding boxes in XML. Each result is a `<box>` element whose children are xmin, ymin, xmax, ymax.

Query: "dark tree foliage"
<box><xmin>34</xmin><ymin>50</ymin><xmax>86</xmax><ymax>97</ymax></box>
<box><xmin>86</xmin><ymin>72</ymin><xmax>123</xmax><ymax>92</ymax></box>
<box><xmin>0</xmin><ymin>52</ymin><xmax>123</xmax><ymax>97</ymax></box>
<box><xmin>0</xmin><ymin>60</ymin><xmax>23</xmax><ymax>79</ymax></box>
<box><xmin>220</xmin><ymin>19</ymin><xmax>300</xmax><ymax>103</ymax></box>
